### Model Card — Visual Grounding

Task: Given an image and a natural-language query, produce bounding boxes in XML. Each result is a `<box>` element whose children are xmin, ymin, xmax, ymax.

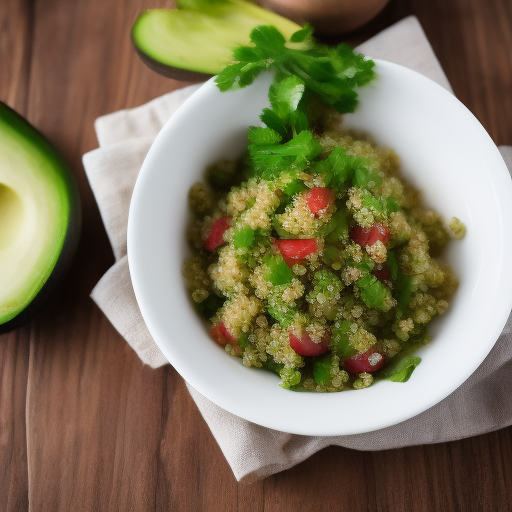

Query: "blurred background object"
<box><xmin>258</xmin><ymin>0</ymin><xmax>391</xmax><ymax>34</ymax></box>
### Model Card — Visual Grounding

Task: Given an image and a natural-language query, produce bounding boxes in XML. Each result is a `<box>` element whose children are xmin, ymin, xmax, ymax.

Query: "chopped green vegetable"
<box><xmin>272</xmin><ymin>217</ymin><xmax>294</xmax><ymax>238</ymax></box>
<box><xmin>316</xmin><ymin>147</ymin><xmax>354</xmax><ymax>189</ymax></box>
<box><xmin>322</xmin><ymin>245</ymin><xmax>343</xmax><ymax>266</ymax></box>
<box><xmin>357</xmin><ymin>273</ymin><xmax>391</xmax><ymax>310</ymax></box>
<box><xmin>262</xmin><ymin>357</ymin><xmax>284</xmax><ymax>375</ymax></box>
<box><xmin>263</xmin><ymin>253</ymin><xmax>295</xmax><ymax>285</ymax></box>
<box><xmin>386</xmin><ymin>250</ymin><xmax>398</xmax><ymax>280</ymax></box>
<box><xmin>378</xmin><ymin>350</ymin><xmax>421</xmax><ymax>382</ymax></box>
<box><xmin>352</xmin><ymin>163</ymin><xmax>382</xmax><ymax>189</ymax></box>
<box><xmin>331</xmin><ymin>320</ymin><xmax>357</xmax><ymax>359</ymax></box>
<box><xmin>354</xmin><ymin>254</ymin><xmax>375</xmax><ymax>273</ymax></box>
<box><xmin>266</xmin><ymin>285</ymin><xmax>298</xmax><ymax>327</ymax></box>
<box><xmin>306</xmin><ymin>269</ymin><xmax>343</xmax><ymax>319</ymax></box>
<box><xmin>395</xmin><ymin>270</ymin><xmax>413</xmax><ymax>310</ymax></box>
<box><xmin>234</xmin><ymin>225</ymin><xmax>255</xmax><ymax>249</ymax></box>
<box><xmin>313</xmin><ymin>354</ymin><xmax>334</xmax><ymax>385</ymax></box>
<box><xmin>322</xmin><ymin>209</ymin><xmax>349</xmax><ymax>242</ymax></box>
<box><xmin>283</xmin><ymin>179</ymin><xmax>307</xmax><ymax>197</ymax></box>
<box><xmin>269</xmin><ymin>264</ymin><xmax>294</xmax><ymax>286</ymax></box>
<box><xmin>238</xmin><ymin>332</ymin><xmax>248</xmax><ymax>350</ymax></box>
<box><xmin>386</xmin><ymin>196</ymin><xmax>402</xmax><ymax>213</ymax></box>
<box><xmin>361</xmin><ymin>193</ymin><xmax>385</xmax><ymax>216</ymax></box>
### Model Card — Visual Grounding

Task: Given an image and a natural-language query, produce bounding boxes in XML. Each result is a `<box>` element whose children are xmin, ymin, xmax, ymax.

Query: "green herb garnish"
<box><xmin>216</xmin><ymin>24</ymin><xmax>376</xmax><ymax>182</ymax></box>
<box><xmin>216</xmin><ymin>25</ymin><xmax>374</xmax><ymax>113</ymax></box>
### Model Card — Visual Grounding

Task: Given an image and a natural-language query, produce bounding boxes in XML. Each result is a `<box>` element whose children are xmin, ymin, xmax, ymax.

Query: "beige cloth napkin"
<box><xmin>83</xmin><ymin>16</ymin><xmax>512</xmax><ymax>481</ymax></box>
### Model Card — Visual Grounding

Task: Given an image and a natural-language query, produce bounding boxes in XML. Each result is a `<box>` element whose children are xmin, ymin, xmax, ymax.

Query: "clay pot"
<box><xmin>257</xmin><ymin>0</ymin><xmax>391</xmax><ymax>34</ymax></box>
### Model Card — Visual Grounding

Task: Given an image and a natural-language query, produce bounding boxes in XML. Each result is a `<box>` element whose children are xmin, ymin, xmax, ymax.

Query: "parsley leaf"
<box><xmin>216</xmin><ymin>24</ymin><xmax>376</xmax><ymax>181</ymax></box>
<box><xmin>262</xmin><ymin>74</ymin><xmax>309</xmax><ymax>138</ymax></box>
<box><xmin>357</xmin><ymin>273</ymin><xmax>391</xmax><ymax>310</ymax></box>
<box><xmin>268</xmin><ymin>75</ymin><xmax>305</xmax><ymax>118</ymax></box>
<box><xmin>259</xmin><ymin>108</ymin><xmax>288</xmax><ymax>137</ymax></box>
<box><xmin>250</xmin><ymin>24</ymin><xmax>286</xmax><ymax>52</ymax></box>
<box><xmin>315</xmin><ymin>147</ymin><xmax>353</xmax><ymax>188</ymax></box>
<box><xmin>331</xmin><ymin>320</ymin><xmax>357</xmax><ymax>359</ymax></box>
<box><xmin>313</xmin><ymin>354</ymin><xmax>334</xmax><ymax>385</ymax></box>
<box><xmin>289</xmin><ymin>24</ymin><xmax>314</xmax><ymax>43</ymax></box>
<box><xmin>249</xmin><ymin>129</ymin><xmax>322</xmax><ymax>178</ymax></box>
<box><xmin>247</xmin><ymin>126</ymin><xmax>282</xmax><ymax>145</ymax></box>
<box><xmin>216</xmin><ymin>25</ymin><xmax>375</xmax><ymax>114</ymax></box>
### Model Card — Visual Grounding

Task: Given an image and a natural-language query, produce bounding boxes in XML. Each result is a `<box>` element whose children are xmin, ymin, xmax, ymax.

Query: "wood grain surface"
<box><xmin>1</xmin><ymin>0</ymin><xmax>512</xmax><ymax>510</ymax></box>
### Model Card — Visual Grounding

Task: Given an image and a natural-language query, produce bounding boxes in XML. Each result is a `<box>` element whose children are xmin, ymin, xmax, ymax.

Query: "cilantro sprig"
<box><xmin>248</xmin><ymin>127</ymin><xmax>322</xmax><ymax>178</ymax></box>
<box><xmin>215</xmin><ymin>24</ymin><xmax>376</xmax><ymax>182</ymax></box>
<box><xmin>216</xmin><ymin>25</ymin><xmax>375</xmax><ymax>114</ymax></box>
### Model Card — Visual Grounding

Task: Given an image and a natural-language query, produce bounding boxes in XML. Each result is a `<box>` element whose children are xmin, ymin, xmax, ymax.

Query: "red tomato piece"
<box><xmin>204</xmin><ymin>217</ymin><xmax>231</xmax><ymax>252</ymax></box>
<box><xmin>210</xmin><ymin>323</ymin><xmax>236</xmax><ymax>346</ymax></box>
<box><xmin>275</xmin><ymin>239</ymin><xmax>318</xmax><ymax>267</ymax></box>
<box><xmin>372</xmin><ymin>262</ymin><xmax>392</xmax><ymax>282</ymax></box>
<box><xmin>289</xmin><ymin>331</ymin><xmax>330</xmax><ymax>357</ymax></box>
<box><xmin>343</xmin><ymin>347</ymin><xmax>386</xmax><ymax>374</ymax></box>
<box><xmin>307</xmin><ymin>187</ymin><xmax>335</xmax><ymax>215</ymax></box>
<box><xmin>349</xmin><ymin>223</ymin><xmax>390</xmax><ymax>248</ymax></box>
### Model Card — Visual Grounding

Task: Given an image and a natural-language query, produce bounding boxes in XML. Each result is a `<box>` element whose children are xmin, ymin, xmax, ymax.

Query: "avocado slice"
<box><xmin>131</xmin><ymin>0</ymin><xmax>301</xmax><ymax>80</ymax></box>
<box><xmin>0</xmin><ymin>102</ymin><xmax>80</xmax><ymax>333</ymax></box>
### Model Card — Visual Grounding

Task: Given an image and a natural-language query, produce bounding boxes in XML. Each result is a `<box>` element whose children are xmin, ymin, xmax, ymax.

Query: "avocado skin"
<box><xmin>133</xmin><ymin>43</ymin><xmax>212</xmax><ymax>82</ymax></box>
<box><xmin>0</xmin><ymin>102</ymin><xmax>81</xmax><ymax>335</ymax></box>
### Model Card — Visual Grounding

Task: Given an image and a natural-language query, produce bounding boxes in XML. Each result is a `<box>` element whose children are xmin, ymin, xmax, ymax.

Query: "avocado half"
<box><xmin>0</xmin><ymin>102</ymin><xmax>81</xmax><ymax>333</ymax></box>
<box><xmin>131</xmin><ymin>1</ymin><xmax>301</xmax><ymax>80</ymax></box>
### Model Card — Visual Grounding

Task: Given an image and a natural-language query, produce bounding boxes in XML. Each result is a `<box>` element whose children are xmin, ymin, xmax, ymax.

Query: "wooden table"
<box><xmin>2</xmin><ymin>0</ymin><xmax>512</xmax><ymax>510</ymax></box>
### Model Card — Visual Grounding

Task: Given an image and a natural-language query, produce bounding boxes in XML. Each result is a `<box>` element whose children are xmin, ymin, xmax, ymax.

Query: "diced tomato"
<box><xmin>307</xmin><ymin>187</ymin><xmax>335</xmax><ymax>215</ymax></box>
<box><xmin>289</xmin><ymin>331</ymin><xmax>330</xmax><ymax>357</ymax></box>
<box><xmin>349</xmin><ymin>222</ymin><xmax>390</xmax><ymax>248</ymax></box>
<box><xmin>372</xmin><ymin>262</ymin><xmax>392</xmax><ymax>282</ymax></box>
<box><xmin>204</xmin><ymin>217</ymin><xmax>231</xmax><ymax>252</ymax></box>
<box><xmin>343</xmin><ymin>347</ymin><xmax>386</xmax><ymax>374</ymax></box>
<box><xmin>210</xmin><ymin>323</ymin><xmax>236</xmax><ymax>346</ymax></box>
<box><xmin>275</xmin><ymin>239</ymin><xmax>318</xmax><ymax>267</ymax></box>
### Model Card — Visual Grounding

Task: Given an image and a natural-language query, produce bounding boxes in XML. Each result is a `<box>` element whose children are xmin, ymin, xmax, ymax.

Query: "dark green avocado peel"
<box><xmin>0</xmin><ymin>102</ymin><xmax>81</xmax><ymax>333</ymax></box>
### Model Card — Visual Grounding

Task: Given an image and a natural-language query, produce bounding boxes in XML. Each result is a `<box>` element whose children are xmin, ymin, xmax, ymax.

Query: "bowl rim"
<box><xmin>127</xmin><ymin>59</ymin><xmax>512</xmax><ymax>436</ymax></box>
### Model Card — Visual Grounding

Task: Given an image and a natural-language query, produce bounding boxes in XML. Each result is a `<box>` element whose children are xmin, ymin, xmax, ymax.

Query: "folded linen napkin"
<box><xmin>83</xmin><ymin>16</ymin><xmax>512</xmax><ymax>481</ymax></box>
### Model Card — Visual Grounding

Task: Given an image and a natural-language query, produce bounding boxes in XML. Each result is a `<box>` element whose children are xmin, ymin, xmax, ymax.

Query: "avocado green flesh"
<box><xmin>0</xmin><ymin>103</ymin><xmax>74</xmax><ymax>326</ymax></box>
<box><xmin>132</xmin><ymin>2</ymin><xmax>301</xmax><ymax>76</ymax></box>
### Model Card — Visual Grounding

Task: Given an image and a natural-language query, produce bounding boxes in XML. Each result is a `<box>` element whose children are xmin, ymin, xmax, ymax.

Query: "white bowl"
<box><xmin>128</xmin><ymin>60</ymin><xmax>512</xmax><ymax>436</ymax></box>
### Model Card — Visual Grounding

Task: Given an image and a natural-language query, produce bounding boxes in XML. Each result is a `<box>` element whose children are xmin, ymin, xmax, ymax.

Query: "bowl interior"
<box><xmin>128</xmin><ymin>61</ymin><xmax>512</xmax><ymax>436</ymax></box>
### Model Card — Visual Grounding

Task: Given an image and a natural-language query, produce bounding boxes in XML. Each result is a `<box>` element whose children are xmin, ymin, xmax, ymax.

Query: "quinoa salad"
<box><xmin>182</xmin><ymin>26</ymin><xmax>465</xmax><ymax>392</ymax></box>
<box><xmin>183</xmin><ymin>125</ymin><xmax>465</xmax><ymax>392</ymax></box>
